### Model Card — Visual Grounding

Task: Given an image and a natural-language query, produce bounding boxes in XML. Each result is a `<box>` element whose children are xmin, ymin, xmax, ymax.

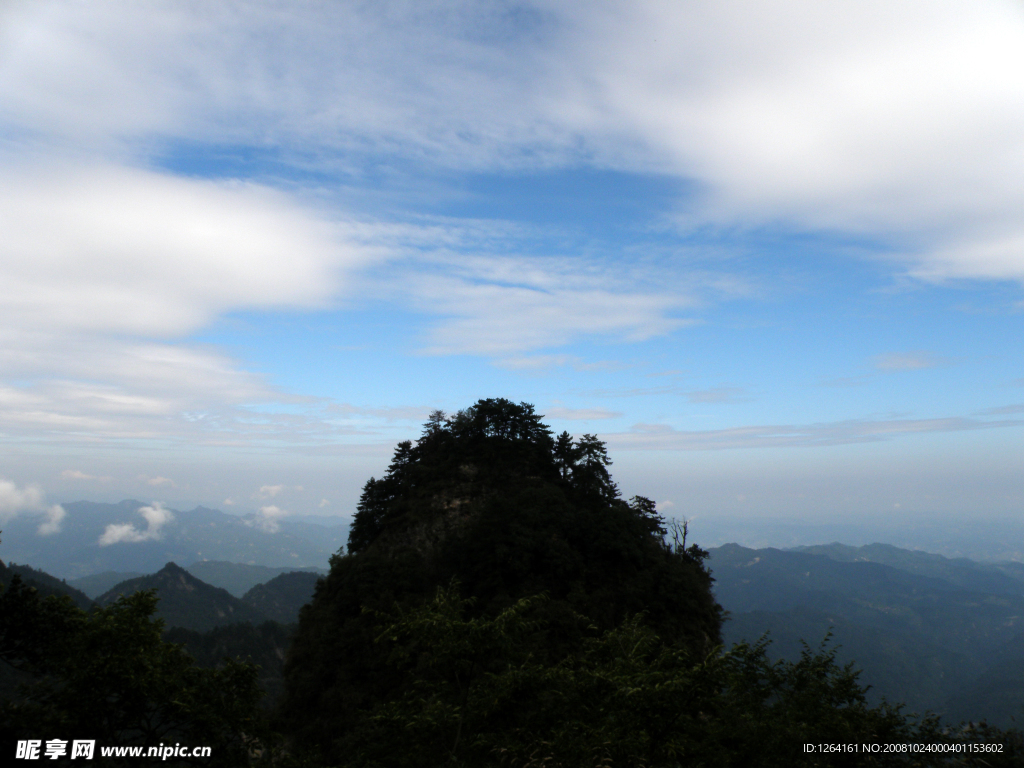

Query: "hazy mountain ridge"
<box><xmin>187</xmin><ymin>560</ymin><xmax>325</xmax><ymax>598</ymax></box>
<box><xmin>1</xmin><ymin>500</ymin><xmax>346</xmax><ymax>579</ymax></box>
<box><xmin>0</xmin><ymin>560</ymin><xmax>93</xmax><ymax>610</ymax></box>
<box><xmin>96</xmin><ymin>562</ymin><xmax>269</xmax><ymax>632</ymax></box>
<box><xmin>241</xmin><ymin>571</ymin><xmax>321</xmax><ymax>624</ymax></box>
<box><xmin>791</xmin><ymin>542</ymin><xmax>1024</xmax><ymax>595</ymax></box>
<box><xmin>68</xmin><ymin>570</ymin><xmax>146</xmax><ymax>599</ymax></box>
<box><xmin>711</xmin><ymin>543</ymin><xmax>1024</xmax><ymax>727</ymax></box>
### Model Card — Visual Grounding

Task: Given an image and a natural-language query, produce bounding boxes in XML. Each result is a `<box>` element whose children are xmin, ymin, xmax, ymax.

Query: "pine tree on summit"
<box><xmin>281</xmin><ymin>399</ymin><xmax>722</xmax><ymax>761</ymax></box>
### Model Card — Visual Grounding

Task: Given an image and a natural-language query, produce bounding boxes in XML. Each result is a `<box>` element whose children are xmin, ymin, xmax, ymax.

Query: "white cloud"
<box><xmin>0</xmin><ymin>1</ymin><xmax>558</xmax><ymax>165</ymax></box>
<box><xmin>0</xmin><ymin>343</ymin><xmax>323</xmax><ymax>445</ymax></box>
<box><xmin>0</xmin><ymin>478</ymin><xmax>66</xmax><ymax>535</ymax></box>
<box><xmin>0</xmin><ymin>163</ymin><xmax>361</xmax><ymax>339</ymax></box>
<box><xmin>98</xmin><ymin>501</ymin><xmax>175</xmax><ymax>545</ymax></box>
<box><xmin>246</xmin><ymin>504</ymin><xmax>289</xmax><ymax>534</ymax></box>
<box><xmin>7</xmin><ymin>3</ymin><xmax>1020</xmax><ymax>367</ymax></box>
<box><xmin>61</xmin><ymin>469</ymin><xmax>93</xmax><ymax>480</ymax></box>
<box><xmin>36</xmin><ymin>505</ymin><xmax>66</xmax><ymax>536</ymax></box>
<box><xmin>257</xmin><ymin>484</ymin><xmax>285</xmax><ymax>498</ymax></box>
<box><xmin>0</xmin><ymin>159</ymin><xmax>391</xmax><ymax>448</ymax></box>
<box><xmin>1</xmin><ymin>0</ymin><xmax>1023</xmax><ymax>456</ymax></box>
<box><xmin>0</xmin><ymin>479</ymin><xmax>45</xmax><ymax>521</ymax></box>
<box><xmin>4</xmin><ymin>0</ymin><xmax>1017</xmax><ymax>286</ymax></box>
<box><xmin>142</xmin><ymin>476</ymin><xmax>175</xmax><ymax>487</ymax></box>
<box><xmin>558</xmin><ymin>1</ymin><xmax>1024</xmax><ymax>279</ymax></box>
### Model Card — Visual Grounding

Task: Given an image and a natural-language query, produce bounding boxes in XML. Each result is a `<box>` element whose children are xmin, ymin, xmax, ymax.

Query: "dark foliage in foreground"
<box><xmin>0</xmin><ymin>561</ymin><xmax>94</xmax><ymax>609</ymax></box>
<box><xmin>322</xmin><ymin>583</ymin><xmax>1024</xmax><ymax>767</ymax></box>
<box><xmin>242</xmin><ymin>571</ymin><xmax>322</xmax><ymax>624</ymax></box>
<box><xmin>166</xmin><ymin>620</ymin><xmax>295</xmax><ymax>706</ymax></box>
<box><xmin>0</xmin><ymin>572</ymin><xmax>267</xmax><ymax>766</ymax></box>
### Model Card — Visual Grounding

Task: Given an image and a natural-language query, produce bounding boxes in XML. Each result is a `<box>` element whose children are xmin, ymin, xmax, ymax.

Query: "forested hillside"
<box><xmin>241</xmin><ymin>571</ymin><xmax>320</xmax><ymax>623</ymax></box>
<box><xmin>96</xmin><ymin>562</ymin><xmax>268</xmax><ymax>632</ymax></box>
<box><xmin>0</xmin><ymin>560</ymin><xmax>93</xmax><ymax>609</ymax></box>
<box><xmin>712</xmin><ymin>543</ymin><xmax>1024</xmax><ymax>728</ymax></box>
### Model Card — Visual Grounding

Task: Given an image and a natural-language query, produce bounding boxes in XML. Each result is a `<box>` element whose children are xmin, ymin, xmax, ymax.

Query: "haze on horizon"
<box><xmin>1</xmin><ymin>1</ymin><xmax>1022</xmax><ymax>551</ymax></box>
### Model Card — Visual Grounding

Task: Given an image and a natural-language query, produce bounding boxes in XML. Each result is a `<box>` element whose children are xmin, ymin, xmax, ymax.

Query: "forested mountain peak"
<box><xmin>283</xmin><ymin>399</ymin><xmax>724</xmax><ymax>762</ymax></box>
<box><xmin>347</xmin><ymin>399</ymin><xmax>622</xmax><ymax>556</ymax></box>
<box><xmin>96</xmin><ymin>562</ymin><xmax>267</xmax><ymax>632</ymax></box>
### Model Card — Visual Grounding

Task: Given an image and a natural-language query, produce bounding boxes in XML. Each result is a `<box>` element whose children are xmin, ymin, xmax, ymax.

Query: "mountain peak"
<box><xmin>97</xmin><ymin>563</ymin><xmax>267</xmax><ymax>631</ymax></box>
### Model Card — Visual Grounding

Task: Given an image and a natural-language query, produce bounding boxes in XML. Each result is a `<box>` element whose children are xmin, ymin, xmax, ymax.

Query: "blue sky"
<box><xmin>0</xmin><ymin>1</ymin><xmax>1022</xmax><ymax>545</ymax></box>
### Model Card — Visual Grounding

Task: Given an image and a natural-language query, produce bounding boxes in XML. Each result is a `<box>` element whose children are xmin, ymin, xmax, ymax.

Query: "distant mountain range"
<box><xmin>186</xmin><ymin>561</ymin><xmax>323</xmax><ymax>598</ymax></box>
<box><xmin>1</xmin><ymin>500</ymin><xmax>348</xmax><ymax>579</ymax></box>
<box><xmin>709</xmin><ymin>542</ymin><xmax>1024</xmax><ymax>728</ymax></box>
<box><xmin>92</xmin><ymin>562</ymin><xmax>322</xmax><ymax>631</ymax></box>
<box><xmin>96</xmin><ymin>563</ymin><xmax>270</xmax><ymax>631</ymax></box>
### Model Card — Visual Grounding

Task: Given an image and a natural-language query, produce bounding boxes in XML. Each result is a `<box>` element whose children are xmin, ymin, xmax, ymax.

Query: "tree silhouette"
<box><xmin>281</xmin><ymin>399</ymin><xmax>721</xmax><ymax>763</ymax></box>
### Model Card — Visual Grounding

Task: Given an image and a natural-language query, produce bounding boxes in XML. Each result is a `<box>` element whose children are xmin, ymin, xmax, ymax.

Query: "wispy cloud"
<box><xmin>544</xmin><ymin>407</ymin><xmax>622</xmax><ymax>421</ymax></box>
<box><xmin>976</xmin><ymin>404</ymin><xmax>1024</xmax><ymax>416</ymax></box>
<box><xmin>607</xmin><ymin>414</ymin><xmax>1023</xmax><ymax>451</ymax></box>
<box><xmin>873</xmin><ymin>352</ymin><xmax>949</xmax><ymax>371</ymax></box>
<box><xmin>0</xmin><ymin>0</ymin><xmax>1022</xmax><ymax>518</ymax></box>
<box><xmin>61</xmin><ymin>469</ymin><xmax>111</xmax><ymax>482</ymax></box>
<box><xmin>382</xmin><ymin>253</ymin><xmax>700</xmax><ymax>357</ymax></box>
<box><xmin>324</xmin><ymin>404</ymin><xmax>431</xmax><ymax>422</ymax></box>
<box><xmin>646</xmin><ymin>370</ymin><xmax>687</xmax><ymax>378</ymax></box>
<box><xmin>4</xmin><ymin>2</ymin><xmax>1022</xmax><ymax>284</ymax></box>
<box><xmin>98</xmin><ymin>502</ymin><xmax>174</xmax><ymax>545</ymax></box>
<box><xmin>685</xmin><ymin>386</ymin><xmax>750</xmax><ymax>404</ymax></box>
<box><xmin>494</xmin><ymin>355</ymin><xmax>627</xmax><ymax>373</ymax></box>
<box><xmin>819</xmin><ymin>375</ymin><xmax>872</xmax><ymax>388</ymax></box>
